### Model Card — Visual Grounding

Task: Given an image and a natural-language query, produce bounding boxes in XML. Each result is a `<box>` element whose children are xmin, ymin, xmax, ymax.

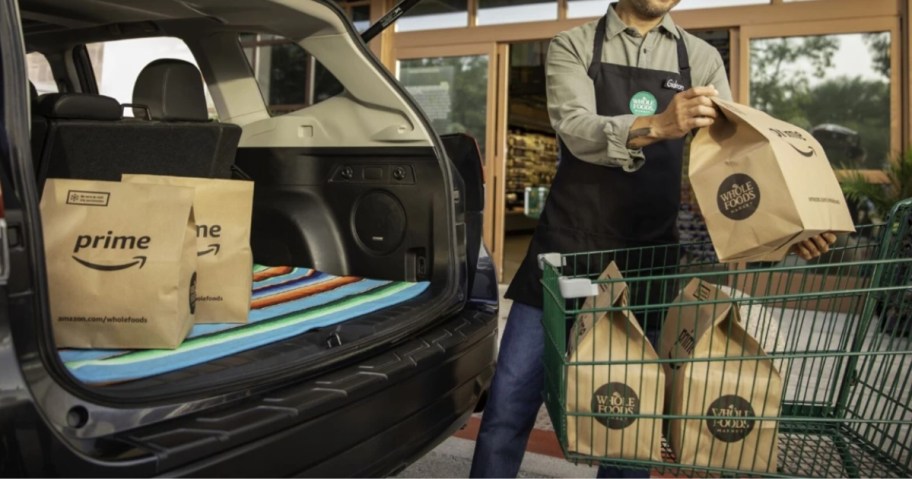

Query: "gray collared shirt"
<box><xmin>547</xmin><ymin>4</ymin><xmax>733</xmax><ymax>171</ymax></box>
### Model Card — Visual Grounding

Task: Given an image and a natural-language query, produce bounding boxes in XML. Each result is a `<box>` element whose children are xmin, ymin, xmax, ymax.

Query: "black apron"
<box><xmin>505</xmin><ymin>13</ymin><xmax>691</xmax><ymax>332</ymax></box>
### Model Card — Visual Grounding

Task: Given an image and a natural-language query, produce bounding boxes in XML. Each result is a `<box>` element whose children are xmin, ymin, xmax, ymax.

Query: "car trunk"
<box><xmin>51</xmin><ymin>143</ymin><xmax>463</xmax><ymax>398</ymax></box>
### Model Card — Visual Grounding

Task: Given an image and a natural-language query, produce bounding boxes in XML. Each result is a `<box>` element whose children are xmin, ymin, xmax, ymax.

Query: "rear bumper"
<box><xmin>157</xmin><ymin>302</ymin><xmax>497</xmax><ymax>477</ymax></box>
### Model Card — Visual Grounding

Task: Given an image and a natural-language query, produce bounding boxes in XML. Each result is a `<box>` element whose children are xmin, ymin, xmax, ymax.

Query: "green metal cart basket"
<box><xmin>540</xmin><ymin>199</ymin><xmax>912</xmax><ymax>478</ymax></box>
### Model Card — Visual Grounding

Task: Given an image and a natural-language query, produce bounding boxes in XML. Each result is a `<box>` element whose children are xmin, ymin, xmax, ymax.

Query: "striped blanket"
<box><xmin>59</xmin><ymin>265</ymin><xmax>430</xmax><ymax>385</ymax></box>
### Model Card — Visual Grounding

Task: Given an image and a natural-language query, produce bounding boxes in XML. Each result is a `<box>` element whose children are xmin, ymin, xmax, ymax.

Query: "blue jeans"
<box><xmin>469</xmin><ymin>302</ymin><xmax>650</xmax><ymax>478</ymax></box>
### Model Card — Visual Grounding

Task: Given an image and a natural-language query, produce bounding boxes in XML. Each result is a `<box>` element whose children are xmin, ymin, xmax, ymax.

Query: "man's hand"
<box><xmin>627</xmin><ymin>86</ymin><xmax>720</xmax><ymax>149</ymax></box>
<box><xmin>791</xmin><ymin>232</ymin><xmax>838</xmax><ymax>260</ymax></box>
<box><xmin>654</xmin><ymin>86</ymin><xmax>720</xmax><ymax>139</ymax></box>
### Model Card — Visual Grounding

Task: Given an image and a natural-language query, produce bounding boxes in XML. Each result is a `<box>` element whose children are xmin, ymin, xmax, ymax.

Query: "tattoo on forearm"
<box><xmin>627</xmin><ymin>127</ymin><xmax>652</xmax><ymax>146</ymax></box>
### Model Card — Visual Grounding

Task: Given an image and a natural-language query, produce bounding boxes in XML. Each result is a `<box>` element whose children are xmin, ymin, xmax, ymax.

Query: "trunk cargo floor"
<box><xmin>58</xmin><ymin>265</ymin><xmax>430</xmax><ymax>384</ymax></box>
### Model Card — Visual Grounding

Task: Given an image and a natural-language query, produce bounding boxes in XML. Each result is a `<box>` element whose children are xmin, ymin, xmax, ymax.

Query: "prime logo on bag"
<box><xmin>196</xmin><ymin>223</ymin><xmax>222</xmax><ymax>257</ymax></box>
<box><xmin>41</xmin><ymin>179</ymin><xmax>198</xmax><ymax>350</ymax></box>
<box><xmin>707</xmin><ymin>395</ymin><xmax>756</xmax><ymax>442</ymax></box>
<box><xmin>768</xmin><ymin>128</ymin><xmax>817</xmax><ymax>157</ymax></box>
<box><xmin>72</xmin><ymin>231</ymin><xmax>150</xmax><ymax>271</ymax></box>
<box><xmin>591</xmin><ymin>382</ymin><xmax>639</xmax><ymax>429</ymax></box>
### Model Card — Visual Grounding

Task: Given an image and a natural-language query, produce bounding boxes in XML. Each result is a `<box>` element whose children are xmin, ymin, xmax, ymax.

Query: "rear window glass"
<box><xmin>239</xmin><ymin>33</ymin><xmax>343</xmax><ymax>116</ymax></box>
<box><xmin>87</xmin><ymin>37</ymin><xmax>216</xmax><ymax>118</ymax></box>
<box><xmin>27</xmin><ymin>52</ymin><xmax>58</xmax><ymax>95</ymax></box>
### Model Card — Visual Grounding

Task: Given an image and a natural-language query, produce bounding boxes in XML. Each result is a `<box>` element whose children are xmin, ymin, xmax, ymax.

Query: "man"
<box><xmin>470</xmin><ymin>1</ymin><xmax>835</xmax><ymax>478</ymax></box>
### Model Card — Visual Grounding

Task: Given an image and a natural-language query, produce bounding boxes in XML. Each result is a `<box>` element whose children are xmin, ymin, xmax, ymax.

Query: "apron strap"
<box><xmin>674</xmin><ymin>29</ymin><xmax>692</xmax><ymax>88</ymax></box>
<box><xmin>587</xmin><ymin>14</ymin><xmax>608</xmax><ymax>79</ymax></box>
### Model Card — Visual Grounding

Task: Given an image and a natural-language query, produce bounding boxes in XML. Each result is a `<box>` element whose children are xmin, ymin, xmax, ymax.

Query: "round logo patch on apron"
<box><xmin>629</xmin><ymin>91</ymin><xmax>658</xmax><ymax>116</ymax></box>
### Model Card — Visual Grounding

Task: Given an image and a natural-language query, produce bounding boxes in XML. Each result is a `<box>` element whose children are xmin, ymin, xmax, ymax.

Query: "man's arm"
<box><xmin>626</xmin><ymin>86</ymin><xmax>720</xmax><ymax>148</ymax></box>
<box><xmin>546</xmin><ymin>33</ymin><xmax>726</xmax><ymax>170</ymax></box>
<box><xmin>546</xmin><ymin>33</ymin><xmax>647</xmax><ymax>171</ymax></box>
<box><xmin>627</xmin><ymin>47</ymin><xmax>732</xmax><ymax>148</ymax></box>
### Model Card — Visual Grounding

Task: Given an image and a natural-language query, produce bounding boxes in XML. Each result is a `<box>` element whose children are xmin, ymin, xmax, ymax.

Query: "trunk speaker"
<box><xmin>352</xmin><ymin>190</ymin><xmax>407</xmax><ymax>255</ymax></box>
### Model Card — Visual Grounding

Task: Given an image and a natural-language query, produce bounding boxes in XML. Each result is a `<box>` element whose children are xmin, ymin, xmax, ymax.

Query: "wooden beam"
<box><xmin>729</xmin><ymin>27</ymin><xmax>741</xmax><ymax>102</ymax></box>
<box><xmin>492</xmin><ymin>43</ymin><xmax>510</xmax><ymax>283</ymax></box>
<box><xmin>468</xmin><ymin>0</ymin><xmax>478</xmax><ymax>27</ymax></box>
<box><xmin>906</xmin><ymin>0</ymin><xmax>912</xmax><ymax>152</ymax></box>
<box><xmin>394</xmin><ymin>0</ymin><xmax>899</xmax><ymax>49</ymax></box>
<box><xmin>369</xmin><ymin>0</ymin><xmax>397</xmax><ymax>72</ymax></box>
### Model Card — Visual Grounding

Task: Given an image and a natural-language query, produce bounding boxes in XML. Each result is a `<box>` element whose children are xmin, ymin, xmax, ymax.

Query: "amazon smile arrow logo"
<box><xmin>787</xmin><ymin>142</ymin><xmax>817</xmax><ymax>157</ymax></box>
<box><xmin>72</xmin><ymin>255</ymin><xmax>147</xmax><ymax>271</ymax></box>
<box><xmin>768</xmin><ymin>127</ymin><xmax>817</xmax><ymax>158</ymax></box>
<box><xmin>197</xmin><ymin>243</ymin><xmax>221</xmax><ymax>257</ymax></box>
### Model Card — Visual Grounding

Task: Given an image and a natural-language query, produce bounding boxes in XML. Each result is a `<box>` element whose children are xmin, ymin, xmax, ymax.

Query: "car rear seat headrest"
<box><xmin>29</xmin><ymin>80</ymin><xmax>38</xmax><ymax>105</ymax></box>
<box><xmin>36</xmin><ymin>93</ymin><xmax>122</xmax><ymax>121</ymax></box>
<box><xmin>132</xmin><ymin>59</ymin><xmax>208</xmax><ymax>122</ymax></box>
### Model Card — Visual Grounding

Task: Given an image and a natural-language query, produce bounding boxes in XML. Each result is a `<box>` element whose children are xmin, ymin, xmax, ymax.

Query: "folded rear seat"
<box><xmin>29</xmin><ymin>80</ymin><xmax>49</xmax><ymax>176</ymax></box>
<box><xmin>36</xmin><ymin>59</ymin><xmax>241</xmax><ymax>188</ymax></box>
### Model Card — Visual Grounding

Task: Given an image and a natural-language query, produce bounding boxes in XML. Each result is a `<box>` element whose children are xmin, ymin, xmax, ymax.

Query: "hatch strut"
<box><xmin>360</xmin><ymin>0</ymin><xmax>422</xmax><ymax>43</ymax></box>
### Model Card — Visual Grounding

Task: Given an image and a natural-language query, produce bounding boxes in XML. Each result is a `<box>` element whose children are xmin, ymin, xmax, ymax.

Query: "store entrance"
<box><xmin>501</xmin><ymin>40</ymin><xmax>556</xmax><ymax>284</ymax></box>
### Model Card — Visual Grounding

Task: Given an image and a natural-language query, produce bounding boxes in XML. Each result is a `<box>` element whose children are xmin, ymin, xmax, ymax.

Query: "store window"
<box><xmin>504</xmin><ymin>41</ymin><xmax>557</xmax><ymax>223</ymax></box>
<box><xmin>350</xmin><ymin>4</ymin><xmax>371</xmax><ymax>32</ymax></box>
<box><xmin>397</xmin><ymin>0</ymin><xmax>468</xmax><ymax>32</ymax></box>
<box><xmin>750</xmin><ymin>32</ymin><xmax>892</xmax><ymax>170</ymax></box>
<box><xmin>398</xmin><ymin>55</ymin><xmax>489</xmax><ymax>155</ymax></box>
<box><xmin>88</xmin><ymin>37</ymin><xmax>216</xmax><ymax>118</ymax></box>
<box><xmin>692</xmin><ymin>29</ymin><xmax>732</xmax><ymax>81</ymax></box>
<box><xmin>333</xmin><ymin>0</ymin><xmax>371</xmax><ymax>32</ymax></box>
<box><xmin>239</xmin><ymin>34</ymin><xmax>343</xmax><ymax>115</ymax></box>
<box><xmin>477</xmin><ymin>0</ymin><xmax>557</xmax><ymax>26</ymax></box>
<box><xmin>568</xmin><ymin>0</ymin><xmax>767</xmax><ymax>19</ymax></box>
<box><xmin>26</xmin><ymin>52</ymin><xmax>58</xmax><ymax>95</ymax></box>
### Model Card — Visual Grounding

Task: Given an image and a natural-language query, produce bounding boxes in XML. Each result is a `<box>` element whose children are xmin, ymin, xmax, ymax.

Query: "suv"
<box><xmin>0</xmin><ymin>0</ymin><xmax>498</xmax><ymax>475</ymax></box>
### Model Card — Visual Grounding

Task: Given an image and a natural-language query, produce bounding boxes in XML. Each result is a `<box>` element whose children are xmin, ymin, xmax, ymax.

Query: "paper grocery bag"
<box><xmin>122</xmin><ymin>175</ymin><xmax>254</xmax><ymax>323</ymax></box>
<box><xmin>41</xmin><ymin>179</ymin><xmax>197</xmax><ymax>349</ymax></box>
<box><xmin>690</xmin><ymin>98</ymin><xmax>855</xmax><ymax>262</ymax></box>
<box><xmin>566</xmin><ymin>262</ymin><xmax>664</xmax><ymax>462</ymax></box>
<box><xmin>658</xmin><ymin>278</ymin><xmax>782</xmax><ymax>473</ymax></box>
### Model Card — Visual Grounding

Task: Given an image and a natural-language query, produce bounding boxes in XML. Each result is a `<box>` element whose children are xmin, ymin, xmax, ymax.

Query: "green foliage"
<box><xmin>864</xmin><ymin>32</ymin><xmax>891</xmax><ymax>79</ymax></box>
<box><xmin>750</xmin><ymin>36</ymin><xmax>838</xmax><ymax>128</ymax></box>
<box><xmin>750</xmin><ymin>35</ymin><xmax>892</xmax><ymax>170</ymax></box>
<box><xmin>840</xmin><ymin>150</ymin><xmax>912</xmax><ymax>218</ymax></box>
<box><xmin>805</xmin><ymin>77</ymin><xmax>891</xmax><ymax>170</ymax></box>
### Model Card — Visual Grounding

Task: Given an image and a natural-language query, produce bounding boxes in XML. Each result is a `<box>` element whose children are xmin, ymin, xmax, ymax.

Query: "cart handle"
<box><xmin>537</xmin><ymin>252</ymin><xmax>564</xmax><ymax>271</ymax></box>
<box><xmin>537</xmin><ymin>252</ymin><xmax>599</xmax><ymax>299</ymax></box>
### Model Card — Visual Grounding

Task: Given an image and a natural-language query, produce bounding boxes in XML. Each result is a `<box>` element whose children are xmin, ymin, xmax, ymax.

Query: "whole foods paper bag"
<box><xmin>690</xmin><ymin>98</ymin><xmax>855</xmax><ymax>262</ymax></box>
<box><xmin>567</xmin><ymin>262</ymin><xmax>664</xmax><ymax>462</ymax></box>
<box><xmin>123</xmin><ymin>175</ymin><xmax>253</xmax><ymax>323</ymax></box>
<box><xmin>41</xmin><ymin>179</ymin><xmax>197</xmax><ymax>349</ymax></box>
<box><xmin>658</xmin><ymin>278</ymin><xmax>781</xmax><ymax>473</ymax></box>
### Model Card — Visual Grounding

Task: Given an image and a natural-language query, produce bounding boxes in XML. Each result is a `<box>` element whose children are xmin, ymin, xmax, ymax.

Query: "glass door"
<box><xmin>396</xmin><ymin>43</ymin><xmax>506</xmax><ymax>280</ymax></box>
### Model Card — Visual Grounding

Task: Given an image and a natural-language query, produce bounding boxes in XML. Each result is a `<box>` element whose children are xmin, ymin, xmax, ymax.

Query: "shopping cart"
<box><xmin>540</xmin><ymin>199</ymin><xmax>912</xmax><ymax>478</ymax></box>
